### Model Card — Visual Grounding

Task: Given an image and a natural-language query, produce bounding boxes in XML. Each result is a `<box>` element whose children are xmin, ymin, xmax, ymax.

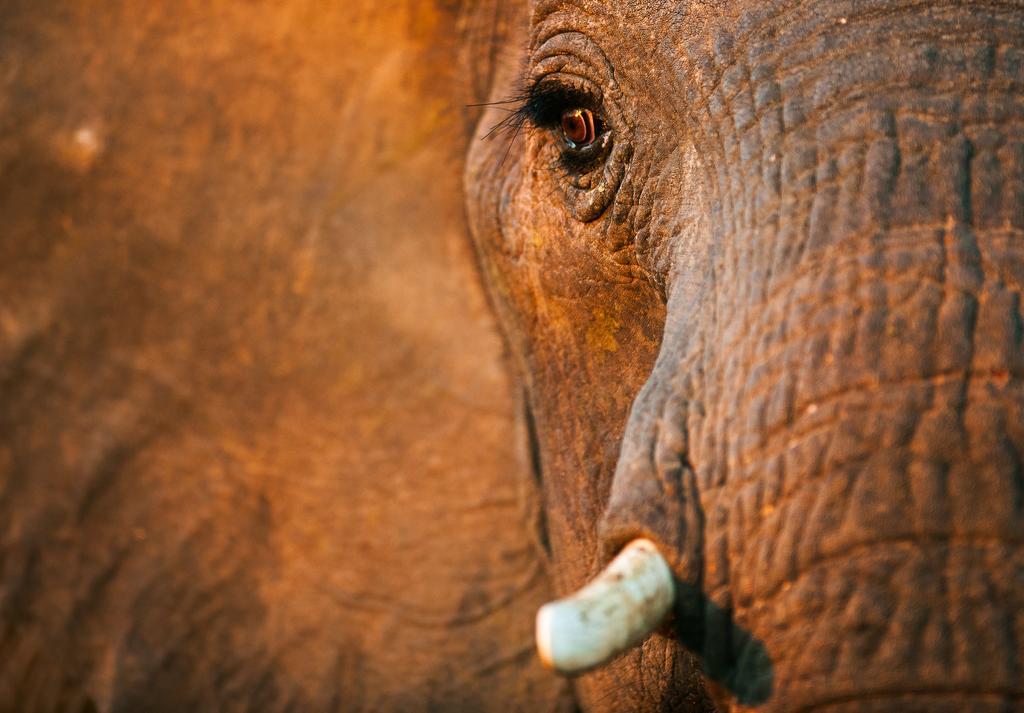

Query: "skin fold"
<box><xmin>467</xmin><ymin>1</ymin><xmax>1024</xmax><ymax>711</ymax></box>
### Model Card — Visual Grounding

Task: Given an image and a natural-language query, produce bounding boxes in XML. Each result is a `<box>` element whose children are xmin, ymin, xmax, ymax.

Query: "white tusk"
<box><xmin>535</xmin><ymin>538</ymin><xmax>675</xmax><ymax>675</ymax></box>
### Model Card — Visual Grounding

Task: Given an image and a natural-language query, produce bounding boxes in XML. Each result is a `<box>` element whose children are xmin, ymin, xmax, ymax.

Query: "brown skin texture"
<box><xmin>0</xmin><ymin>1</ymin><xmax>572</xmax><ymax>711</ymax></box>
<box><xmin>7</xmin><ymin>1</ymin><xmax>1024</xmax><ymax>711</ymax></box>
<box><xmin>468</xmin><ymin>1</ymin><xmax>1024</xmax><ymax>711</ymax></box>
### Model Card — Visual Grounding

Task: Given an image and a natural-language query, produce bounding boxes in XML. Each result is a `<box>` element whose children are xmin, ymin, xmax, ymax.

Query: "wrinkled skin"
<box><xmin>468</xmin><ymin>1</ymin><xmax>1024</xmax><ymax>712</ymax></box>
<box><xmin>0</xmin><ymin>2</ymin><xmax>572</xmax><ymax>711</ymax></box>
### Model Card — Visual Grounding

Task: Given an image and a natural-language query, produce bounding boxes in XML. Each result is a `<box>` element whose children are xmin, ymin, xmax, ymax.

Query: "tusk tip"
<box><xmin>535</xmin><ymin>603</ymin><xmax>557</xmax><ymax>670</ymax></box>
<box><xmin>534</xmin><ymin>538</ymin><xmax>675</xmax><ymax>676</ymax></box>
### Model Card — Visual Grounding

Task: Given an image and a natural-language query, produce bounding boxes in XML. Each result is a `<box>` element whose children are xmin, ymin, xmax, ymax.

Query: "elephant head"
<box><xmin>467</xmin><ymin>1</ymin><xmax>1024</xmax><ymax>711</ymax></box>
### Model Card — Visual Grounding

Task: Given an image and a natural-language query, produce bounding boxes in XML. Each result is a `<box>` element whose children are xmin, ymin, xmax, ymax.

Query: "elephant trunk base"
<box><xmin>697</xmin><ymin>226</ymin><xmax>1024</xmax><ymax>708</ymax></box>
<box><xmin>612</xmin><ymin>190</ymin><xmax>1024</xmax><ymax>709</ymax></box>
<box><xmin>698</xmin><ymin>248</ymin><xmax>1024</xmax><ymax>706</ymax></box>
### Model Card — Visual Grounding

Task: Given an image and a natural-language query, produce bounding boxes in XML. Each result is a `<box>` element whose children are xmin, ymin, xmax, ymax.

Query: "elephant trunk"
<box><xmin>685</xmin><ymin>215</ymin><xmax>1024</xmax><ymax>710</ymax></box>
<box><xmin>582</xmin><ymin>7</ymin><xmax>1024</xmax><ymax>710</ymax></box>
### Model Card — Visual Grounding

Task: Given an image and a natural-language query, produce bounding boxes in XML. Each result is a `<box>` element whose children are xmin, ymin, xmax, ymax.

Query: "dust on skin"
<box><xmin>586</xmin><ymin>307</ymin><xmax>621</xmax><ymax>354</ymax></box>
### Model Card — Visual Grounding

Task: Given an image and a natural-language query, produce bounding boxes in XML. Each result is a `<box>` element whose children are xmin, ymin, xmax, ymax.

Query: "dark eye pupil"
<box><xmin>560</xmin><ymin>108</ymin><xmax>596</xmax><ymax>147</ymax></box>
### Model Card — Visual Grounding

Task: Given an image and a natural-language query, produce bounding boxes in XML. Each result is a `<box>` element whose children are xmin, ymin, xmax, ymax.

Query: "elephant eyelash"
<box><xmin>518</xmin><ymin>81</ymin><xmax>600</xmax><ymax>130</ymax></box>
<box><xmin>474</xmin><ymin>80</ymin><xmax>597</xmax><ymax>136</ymax></box>
<box><xmin>474</xmin><ymin>80</ymin><xmax>605</xmax><ymax>168</ymax></box>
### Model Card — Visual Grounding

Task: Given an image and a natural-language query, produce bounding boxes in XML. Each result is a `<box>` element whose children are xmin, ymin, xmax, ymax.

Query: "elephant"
<box><xmin>465</xmin><ymin>0</ymin><xmax>1024</xmax><ymax>711</ymax></box>
<box><xmin>3</xmin><ymin>1</ymin><xmax>1024</xmax><ymax>713</ymax></box>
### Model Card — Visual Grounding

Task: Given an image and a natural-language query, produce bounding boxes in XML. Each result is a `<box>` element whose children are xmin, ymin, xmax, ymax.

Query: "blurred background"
<box><xmin>0</xmin><ymin>2</ymin><xmax>568</xmax><ymax>711</ymax></box>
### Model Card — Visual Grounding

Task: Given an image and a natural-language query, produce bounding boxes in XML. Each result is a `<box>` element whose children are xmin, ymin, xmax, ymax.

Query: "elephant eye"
<box><xmin>484</xmin><ymin>75</ymin><xmax>623</xmax><ymax>220</ymax></box>
<box><xmin>495</xmin><ymin>80</ymin><xmax>607</xmax><ymax>162</ymax></box>
<box><xmin>560</xmin><ymin>108</ymin><xmax>597</xmax><ymax>149</ymax></box>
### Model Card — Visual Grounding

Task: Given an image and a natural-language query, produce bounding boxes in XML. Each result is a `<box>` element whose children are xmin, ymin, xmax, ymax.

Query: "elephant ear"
<box><xmin>0</xmin><ymin>1</ymin><xmax>568</xmax><ymax>711</ymax></box>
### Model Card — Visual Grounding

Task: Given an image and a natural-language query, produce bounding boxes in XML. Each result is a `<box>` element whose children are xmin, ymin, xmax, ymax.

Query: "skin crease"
<box><xmin>467</xmin><ymin>1</ymin><xmax>1024</xmax><ymax>712</ymax></box>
